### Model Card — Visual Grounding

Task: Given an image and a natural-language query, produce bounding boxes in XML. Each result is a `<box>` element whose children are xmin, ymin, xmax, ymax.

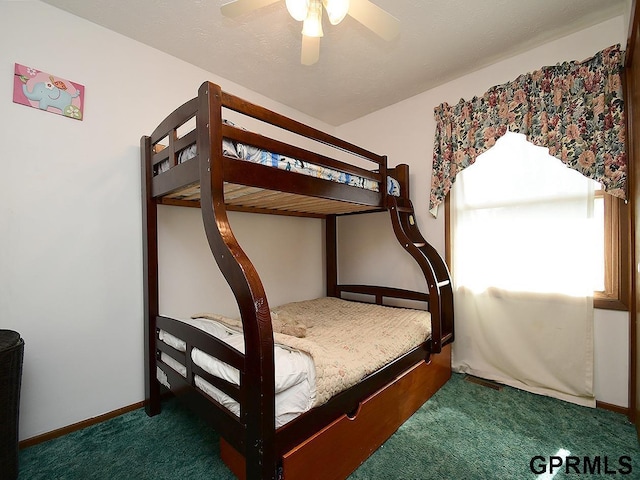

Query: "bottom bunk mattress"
<box><xmin>156</xmin><ymin>297</ymin><xmax>432</xmax><ymax>428</ymax></box>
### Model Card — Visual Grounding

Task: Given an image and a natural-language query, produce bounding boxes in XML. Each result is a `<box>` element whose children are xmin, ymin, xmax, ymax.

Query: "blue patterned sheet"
<box><xmin>162</xmin><ymin>121</ymin><xmax>400</xmax><ymax>197</ymax></box>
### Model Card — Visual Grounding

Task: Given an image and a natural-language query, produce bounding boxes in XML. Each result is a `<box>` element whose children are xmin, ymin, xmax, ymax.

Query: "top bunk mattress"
<box><xmin>157</xmin><ymin>120</ymin><xmax>401</xmax><ymax>198</ymax></box>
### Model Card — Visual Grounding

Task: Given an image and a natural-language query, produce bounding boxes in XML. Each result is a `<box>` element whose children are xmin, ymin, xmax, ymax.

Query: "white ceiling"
<box><xmin>41</xmin><ymin>0</ymin><xmax>629</xmax><ymax>126</ymax></box>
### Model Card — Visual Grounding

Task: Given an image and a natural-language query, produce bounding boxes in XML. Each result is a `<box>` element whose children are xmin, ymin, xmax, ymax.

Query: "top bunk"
<box><xmin>141</xmin><ymin>81</ymin><xmax>409</xmax><ymax>218</ymax></box>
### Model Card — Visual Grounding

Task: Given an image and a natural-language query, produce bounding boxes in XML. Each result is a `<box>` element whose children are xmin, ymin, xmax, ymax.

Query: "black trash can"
<box><xmin>0</xmin><ymin>330</ymin><xmax>24</xmax><ymax>480</ymax></box>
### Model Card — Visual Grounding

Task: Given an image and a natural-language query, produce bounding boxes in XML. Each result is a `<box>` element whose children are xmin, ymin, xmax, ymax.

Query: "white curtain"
<box><xmin>450</xmin><ymin>132</ymin><xmax>596</xmax><ymax>407</ymax></box>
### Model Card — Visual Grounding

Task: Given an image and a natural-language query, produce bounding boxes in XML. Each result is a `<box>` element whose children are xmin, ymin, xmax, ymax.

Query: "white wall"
<box><xmin>337</xmin><ymin>16</ymin><xmax>630</xmax><ymax>407</ymax></box>
<box><xmin>158</xmin><ymin>207</ymin><xmax>324</xmax><ymax>320</ymax></box>
<box><xmin>0</xmin><ymin>1</ymin><xmax>328</xmax><ymax>441</ymax></box>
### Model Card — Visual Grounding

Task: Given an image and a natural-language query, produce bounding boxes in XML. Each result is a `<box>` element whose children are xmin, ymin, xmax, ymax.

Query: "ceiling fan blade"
<box><xmin>301</xmin><ymin>35</ymin><xmax>320</xmax><ymax>65</ymax></box>
<box><xmin>347</xmin><ymin>0</ymin><xmax>400</xmax><ymax>41</ymax></box>
<box><xmin>220</xmin><ymin>0</ymin><xmax>280</xmax><ymax>18</ymax></box>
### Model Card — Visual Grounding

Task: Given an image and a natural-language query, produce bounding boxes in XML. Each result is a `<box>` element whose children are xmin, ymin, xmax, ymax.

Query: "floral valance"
<box><xmin>429</xmin><ymin>44</ymin><xmax>626</xmax><ymax>216</ymax></box>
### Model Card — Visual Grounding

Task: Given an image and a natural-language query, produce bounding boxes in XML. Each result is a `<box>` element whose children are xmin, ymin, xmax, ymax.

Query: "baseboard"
<box><xmin>17</xmin><ymin>395</ymin><xmax>629</xmax><ymax>450</ymax></box>
<box><xmin>596</xmin><ymin>400</ymin><xmax>629</xmax><ymax>416</ymax></box>
<box><xmin>19</xmin><ymin>401</ymin><xmax>145</xmax><ymax>449</ymax></box>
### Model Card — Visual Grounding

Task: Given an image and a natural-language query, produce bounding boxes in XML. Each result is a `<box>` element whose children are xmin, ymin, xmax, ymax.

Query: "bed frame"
<box><xmin>141</xmin><ymin>81</ymin><xmax>454</xmax><ymax>479</ymax></box>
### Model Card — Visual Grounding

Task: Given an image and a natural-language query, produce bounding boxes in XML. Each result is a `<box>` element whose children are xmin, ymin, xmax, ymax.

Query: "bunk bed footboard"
<box><xmin>152</xmin><ymin>315</ymin><xmax>249</xmax><ymax>453</ymax></box>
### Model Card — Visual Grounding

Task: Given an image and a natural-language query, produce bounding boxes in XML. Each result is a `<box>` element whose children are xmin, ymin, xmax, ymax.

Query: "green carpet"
<box><xmin>18</xmin><ymin>374</ymin><xmax>640</xmax><ymax>479</ymax></box>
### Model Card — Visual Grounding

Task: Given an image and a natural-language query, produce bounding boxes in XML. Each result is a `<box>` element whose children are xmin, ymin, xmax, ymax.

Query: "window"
<box><xmin>445</xmin><ymin>133</ymin><xmax>629</xmax><ymax>310</ymax></box>
<box><xmin>445</xmin><ymin>132</ymin><xmax>600</xmax><ymax>405</ymax></box>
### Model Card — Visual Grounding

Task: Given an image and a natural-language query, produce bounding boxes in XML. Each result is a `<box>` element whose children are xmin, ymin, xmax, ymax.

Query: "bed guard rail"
<box><xmin>388</xmin><ymin>197</ymin><xmax>454</xmax><ymax>353</ymax></box>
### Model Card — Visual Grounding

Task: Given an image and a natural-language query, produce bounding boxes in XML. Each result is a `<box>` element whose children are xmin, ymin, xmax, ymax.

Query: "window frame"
<box><xmin>595</xmin><ymin>192</ymin><xmax>630</xmax><ymax>310</ymax></box>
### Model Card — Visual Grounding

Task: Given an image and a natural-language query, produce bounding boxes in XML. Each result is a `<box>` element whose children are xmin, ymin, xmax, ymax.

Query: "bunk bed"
<box><xmin>141</xmin><ymin>81</ymin><xmax>454</xmax><ymax>480</ymax></box>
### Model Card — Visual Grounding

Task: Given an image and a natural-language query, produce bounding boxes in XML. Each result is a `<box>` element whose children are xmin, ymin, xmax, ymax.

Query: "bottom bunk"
<box><xmin>153</xmin><ymin>296</ymin><xmax>452</xmax><ymax>479</ymax></box>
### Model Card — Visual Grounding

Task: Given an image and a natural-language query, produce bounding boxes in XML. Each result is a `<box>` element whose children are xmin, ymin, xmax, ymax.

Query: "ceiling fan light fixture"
<box><xmin>286</xmin><ymin>0</ymin><xmax>309</xmax><ymax>22</ymax></box>
<box><xmin>221</xmin><ymin>0</ymin><xmax>399</xmax><ymax>66</ymax></box>
<box><xmin>322</xmin><ymin>0</ymin><xmax>349</xmax><ymax>25</ymax></box>
<box><xmin>301</xmin><ymin>0</ymin><xmax>324</xmax><ymax>37</ymax></box>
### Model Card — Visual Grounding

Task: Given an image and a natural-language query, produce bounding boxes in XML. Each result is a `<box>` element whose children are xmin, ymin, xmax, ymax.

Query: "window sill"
<box><xmin>594</xmin><ymin>294</ymin><xmax>629</xmax><ymax>311</ymax></box>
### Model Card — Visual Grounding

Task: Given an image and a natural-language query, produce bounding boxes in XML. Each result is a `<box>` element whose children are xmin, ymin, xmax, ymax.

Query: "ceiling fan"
<box><xmin>221</xmin><ymin>0</ymin><xmax>400</xmax><ymax>65</ymax></box>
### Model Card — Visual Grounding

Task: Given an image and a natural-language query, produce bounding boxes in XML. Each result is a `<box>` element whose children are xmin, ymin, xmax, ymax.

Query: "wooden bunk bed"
<box><xmin>141</xmin><ymin>81</ymin><xmax>454</xmax><ymax>480</ymax></box>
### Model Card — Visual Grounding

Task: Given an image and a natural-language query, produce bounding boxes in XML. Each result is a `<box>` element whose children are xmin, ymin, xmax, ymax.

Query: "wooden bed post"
<box><xmin>390</xmin><ymin>164</ymin><xmax>410</xmax><ymax>199</ymax></box>
<box><xmin>141</xmin><ymin>135</ymin><xmax>161</xmax><ymax>416</ymax></box>
<box><xmin>326</xmin><ymin>215</ymin><xmax>338</xmax><ymax>298</ymax></box>
<box><xmin>197</xmin><ymin>82</ymin><xmax>278</xmax><ymax>480</ymax></box>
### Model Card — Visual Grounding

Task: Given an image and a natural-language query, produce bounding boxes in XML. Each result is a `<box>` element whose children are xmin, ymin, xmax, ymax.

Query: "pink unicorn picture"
<box><xmin>13</xmin><ymin>63</ymin><xmax>84</xmax><ymax>120</ymax></box>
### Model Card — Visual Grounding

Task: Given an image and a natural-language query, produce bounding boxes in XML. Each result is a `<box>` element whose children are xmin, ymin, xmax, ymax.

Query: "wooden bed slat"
<box><xmin>220</xmin><ymin>91</ymin><xmax>385</xmax><ymax>166</ymax></box>
<box><xmin>157</xmin><ymin>316</ymin><xmax>245</xmax><ymax>371</ymax></box>
<box><xmin>162</xmin><ymin>181</ymin><xmax>382</xmax><ymax>216</ymax></box>
<box><xmin>150</xmin><ymin>97</ymin><xmax>198</xmax><ymax>145</ymax></box>
<box><xmin>192</xmin><ymin>364</ymin><xmax>242</xmax><ymax>402</ymax></box>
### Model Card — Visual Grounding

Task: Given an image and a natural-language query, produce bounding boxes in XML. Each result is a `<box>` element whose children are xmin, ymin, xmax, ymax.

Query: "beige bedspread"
<box><xmin>269</xmin><ymin>297</ymin><xmax>431</xmax><ymax>406</ymax></box>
